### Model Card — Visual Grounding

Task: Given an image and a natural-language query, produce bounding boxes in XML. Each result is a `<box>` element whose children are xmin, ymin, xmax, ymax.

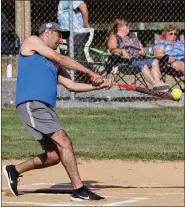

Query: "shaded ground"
<box><xmin>2</xmin><ymin>159</ymin><xmax>184</xmax><ymax>206</ymax></box>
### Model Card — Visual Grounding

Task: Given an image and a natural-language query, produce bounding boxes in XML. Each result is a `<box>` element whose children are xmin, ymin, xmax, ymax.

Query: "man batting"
<box><xmin>3</xmin><ymin>22</ymin><xmax>112</xmax><ymax>201</ymax></box>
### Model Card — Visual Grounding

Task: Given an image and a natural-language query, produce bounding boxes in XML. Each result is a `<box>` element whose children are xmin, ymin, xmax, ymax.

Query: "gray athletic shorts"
<box><xmin>17</xmin><ymin>101</ymin><xmax>62</xmax><ymax>150</ymax></box>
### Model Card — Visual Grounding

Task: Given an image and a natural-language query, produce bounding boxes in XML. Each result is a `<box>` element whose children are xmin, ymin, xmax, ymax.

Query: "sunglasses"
<box><xmin>168</xmin><ymin>32</ymin><xmax>177</xmax><ymax>36</ymax></box>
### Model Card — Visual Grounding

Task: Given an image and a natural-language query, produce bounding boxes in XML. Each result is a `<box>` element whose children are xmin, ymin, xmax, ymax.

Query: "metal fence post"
<box><xmin>69</xmin><ymin>0</ymin><xmax>75</xmax><ymax>101</ymax></box>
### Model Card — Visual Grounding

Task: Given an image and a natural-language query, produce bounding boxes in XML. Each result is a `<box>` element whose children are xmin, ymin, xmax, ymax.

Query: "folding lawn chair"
<box><xmin>89</xmin><ymin>47</ymin><xmax>149</xmax><ymax>87</ymax></box>
<box><xmin>159</xmin><ymin>55</ymin><xmax>185</xmax><ymax>92</ymax></box>
<box><xmin>154</xmin><ymin>33</ymin><xmax>185</xmax><ymax>91</ymax></box>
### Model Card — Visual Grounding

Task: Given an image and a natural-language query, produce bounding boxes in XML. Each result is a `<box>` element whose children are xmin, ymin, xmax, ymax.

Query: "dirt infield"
<box><xmin>2</xmin><ymin>159</ymin><xmax>184</xmax><ymax>206</ymax></box>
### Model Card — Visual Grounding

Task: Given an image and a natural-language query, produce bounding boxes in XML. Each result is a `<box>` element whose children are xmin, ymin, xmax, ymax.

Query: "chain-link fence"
<box><xmin>1</xmin><ymin>0</ymin><xmax>185</xmax><ymax>107</ymax></box>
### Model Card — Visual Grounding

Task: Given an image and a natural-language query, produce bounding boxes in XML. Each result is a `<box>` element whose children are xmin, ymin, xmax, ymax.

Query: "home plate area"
<box><xmin>2</xmin><ymin>183</ymin><xmax>150</xmax><ymax>206</ymax></box>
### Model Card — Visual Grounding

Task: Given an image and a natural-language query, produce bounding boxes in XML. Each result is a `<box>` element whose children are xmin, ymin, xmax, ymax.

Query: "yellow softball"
<box><xmin>171</xmin><ymin>88</ymin><xmax>182</xmax><ymax>100</ymax></box>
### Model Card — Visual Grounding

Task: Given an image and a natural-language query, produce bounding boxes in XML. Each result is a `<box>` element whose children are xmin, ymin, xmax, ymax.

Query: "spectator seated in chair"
<box><xmin>153</xmin><ymin>24</ymin><xmax>184</xmax><ymax>74</ymax></box>
<box><xmin>106</xmin><ymin>18</ymin><xmax>170</xmax><ymax>90</ymax></box>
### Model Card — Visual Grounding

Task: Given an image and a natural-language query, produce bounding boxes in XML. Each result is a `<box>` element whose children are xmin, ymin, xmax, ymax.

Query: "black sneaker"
<box><xmin>3</xmin><ymin>165</ymin><xmax>22</xmax><ymax>196</ymax></box>
<box><xmin>70</xmin><ymin>186</ymin><xmax>104</xmax><ymax>201</ymax></box>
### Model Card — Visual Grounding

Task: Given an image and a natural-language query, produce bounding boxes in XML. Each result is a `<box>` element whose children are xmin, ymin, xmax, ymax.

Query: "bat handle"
<box><xmin>90</xmin><ymin>76</ymin><xmax>94</xmax><ymax>81</ymax></box>
<box><xmin>90</xmin><ymin>75</ymin><xmax>102</xmax><ymax>87</ymax></box>
<box><xmin>90</xmin><ymin>75</ymin><xmax>104</xmax><ymax>83</ymax></box>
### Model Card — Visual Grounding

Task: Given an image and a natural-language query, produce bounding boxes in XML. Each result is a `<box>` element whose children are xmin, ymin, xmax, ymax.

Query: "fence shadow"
<box><xmin>56</xmin><ymin>96</ymin><xmax>160</xmax><ymax>102</ymax></box>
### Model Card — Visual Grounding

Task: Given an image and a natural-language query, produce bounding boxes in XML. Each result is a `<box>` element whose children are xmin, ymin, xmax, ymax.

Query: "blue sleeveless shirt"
<box><xmin>15</xmin><ymin>52</ymin><xmax>58</xmax><ymax>108</ymax></box>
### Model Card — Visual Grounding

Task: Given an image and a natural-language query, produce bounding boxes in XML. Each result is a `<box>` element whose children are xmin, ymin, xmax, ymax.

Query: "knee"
<box><xmin>52</xmin><ymin>130</ymin><xmax>73</xmax><ymax>151</ymax></box>
<box><xmin>141</xmin><ymin>65</ymin><xmax>149</xmax><ymax>72</ymax></box>
<box><xmin>180</xmin><ymin>61</ymin><xmax>184</xmax><ymax>69</ymax></box>
<box><xmin>152</xmin><ymin>59</ymin><xmax>159</xmax><ymax>67</ymax></box>
<box><xmin>172</xmin><ymin>61</ymin><xmax>184</xmax><ymax>72</ymax></box>
<box><xmin>46</xmin><ymin>151</ymin><xmax>60</xmax><ymax>165</ymax></box>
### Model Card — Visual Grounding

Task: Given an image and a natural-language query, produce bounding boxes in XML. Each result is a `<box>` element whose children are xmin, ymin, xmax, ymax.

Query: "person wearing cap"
<box><xmin>3</xmin><ymin>22</ymin><xmax>112</xmax><ymax>201</ymax></box>
<box><xmin>39</xmin><ymin>22</ymin><xmax>71</xmax><ymax>39</ymax></box>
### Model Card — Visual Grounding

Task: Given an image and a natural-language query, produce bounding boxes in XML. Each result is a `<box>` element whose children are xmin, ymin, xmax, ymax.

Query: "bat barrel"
<box><xmin>137</xmin><ymin>87</ymin><xmax>175</xmax><ymax>101</ymax></box>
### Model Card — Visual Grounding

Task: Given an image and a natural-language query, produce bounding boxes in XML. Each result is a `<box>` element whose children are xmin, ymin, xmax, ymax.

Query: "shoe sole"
<box><xmin>159</xmin><ymin>89</ymin><xmax>170</xmax><ymax>92</ymax></box>
<box><xmin>3</xmin><ymin>165</ymin><xmax>17</xmax><ymax>196</ymax></box>
<box><xmin>70</xmin><ymin>196</ymin><xmax>86</xmax><ymax>201</ymax></box>
<box><xmin>70</xmin><ymin>195</ymin><xmax>105</xmax><ymax>201</ymax></box>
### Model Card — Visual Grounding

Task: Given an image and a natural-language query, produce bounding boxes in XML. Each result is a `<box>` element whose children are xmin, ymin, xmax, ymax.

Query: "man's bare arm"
<box><xmin>58</xmin><ymin>67</ymin><xmax>112</xmax><ymax>92</ymax></box>
<box><xmin>21</xmin><ymin>35</ymin><xmax>97</xmax><ymax>77</ymax></box>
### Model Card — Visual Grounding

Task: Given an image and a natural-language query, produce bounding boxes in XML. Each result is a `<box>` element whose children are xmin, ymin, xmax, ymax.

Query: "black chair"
<box><xmin>159</xmin><ymin>55</ymin><xmax>184</xmax><ymax>92</ymax></box>
<box><xmin>103</xmin><ymin>54</ymin><xmax>148</xmax><ymax>87</ymax></box>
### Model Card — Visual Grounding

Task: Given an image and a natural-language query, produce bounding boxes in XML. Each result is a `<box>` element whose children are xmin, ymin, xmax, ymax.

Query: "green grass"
<box><xmin>2</xmin><ymin>107</ymin><xmax>184</xmax><ymax>161</ymax></box>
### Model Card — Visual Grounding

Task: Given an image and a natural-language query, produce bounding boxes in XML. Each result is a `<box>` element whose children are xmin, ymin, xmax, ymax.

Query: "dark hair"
<box><xmin>162</xmin><ymin>25</ymin><xmax>180</xmax><ymax>38</ymax></box>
